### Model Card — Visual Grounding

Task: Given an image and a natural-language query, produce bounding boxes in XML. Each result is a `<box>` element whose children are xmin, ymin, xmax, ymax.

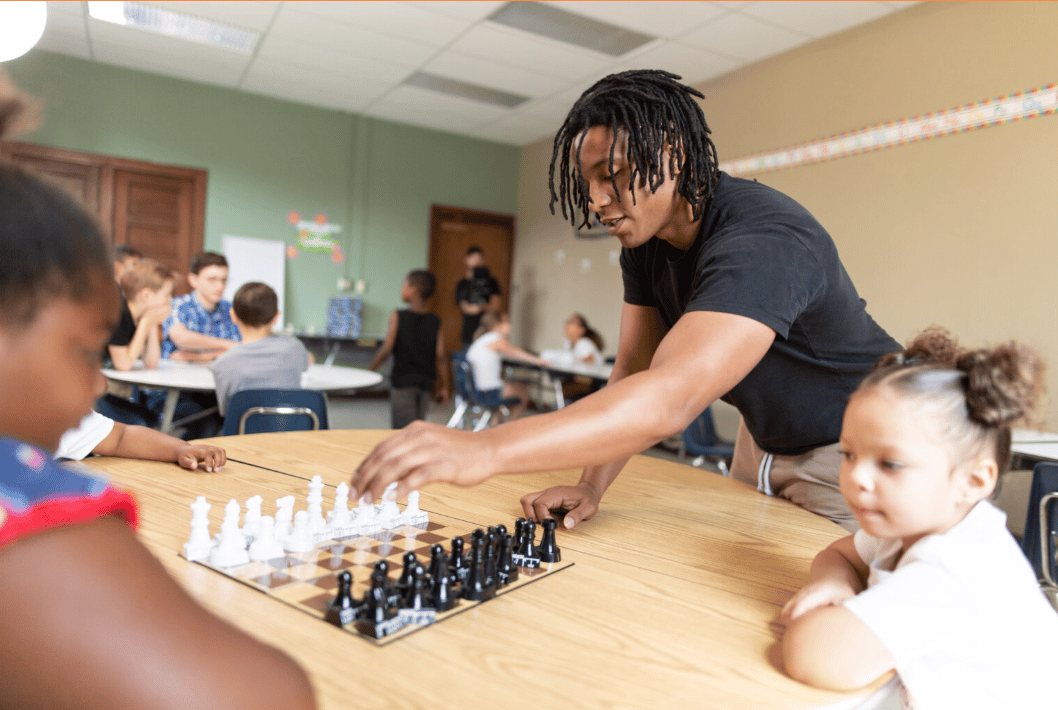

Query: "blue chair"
<box><xmin>446</xmin><ymin>352</ymin><xmax>519</xmax><ymax>431</ymax></box>
<box><xmin>1020</xmin><ymin>462</ymin><xmax>1058</xmax><ymax>610</ymax></box>
<box><xmin>222</xmin><ymin>389</ymin><xmax>329</xmax><ymax>436</ymax></box>
<box><xmin>680</xmin><ymin>406</ymin><xmax>735</xmax><ymax>476</ymax></box>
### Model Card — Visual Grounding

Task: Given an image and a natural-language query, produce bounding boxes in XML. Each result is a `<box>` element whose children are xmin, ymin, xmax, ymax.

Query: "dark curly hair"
<box><xmin>859</xmin><ymin>327</ymin><xmax>1044</xmax><ymax>474</ymax></box>
<box><xmin>548</xmin><ymin>69</ymin><xmax>720</xmax><ymax>229</ymax></box>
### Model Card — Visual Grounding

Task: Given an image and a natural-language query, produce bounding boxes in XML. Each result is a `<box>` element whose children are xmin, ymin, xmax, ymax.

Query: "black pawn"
<box><xmin>495</xmin><ymin>523</ymin><xmax>508</xmax><ymax>539</ymax></box>
<box><xmin>538</xmin><ymin>518</ymin><xmax>561</xmax><ymax>563</ymax></box>
<box><xmin>497</xmin><ymin>533</ymin><xmax>519</xmax><ymax>586</ymax></box>
<box><xmin>483</xmin><ymin>528</ymin><xmax>498</xmax><ymax>590</ymax></box>
<box><xmin>513</xmin><ymin>518</ymin><xmax>527</xmax><ymax>553</ymax></box>
<box><xmin>428</xmin><ymin>543</ymin><xmax>450</xmax><ymax>583</ymax></box>
<box><xmin>403</xmin><ymin>564</ymin><xmax>432</xmax><ymax>611</ymax></box>
<box><xmin>355</xmin><ymin>570</ymin><xmax>396</xmax><ymax>638</ymax></box>
<box><xmin>449</xmin><ymin>536</ymin><xmax>468</xmax><ymax>580</ymax></box>
<box><xmin>431</xmin><ymin>558</ymin><xmax>458</xmax><ymax>612</ymax></box>
<box><xmin>396</xmin><ymin>551</ymin><xmax>418</xmax><ymax>594</ymax></box>
<box><xmin>521</xmin><ymin>519</ymin><xmax>539</xmax><ymax>560</ymax></box>
<box><xmin>460</xmin><ymin>534</ymin><xmax>494</xmax><ymax>601</ymax></box>
<box><xmin>324</xmin><ymin>570</ymin><xmax>357</xmax><ymax>627</ymax></box>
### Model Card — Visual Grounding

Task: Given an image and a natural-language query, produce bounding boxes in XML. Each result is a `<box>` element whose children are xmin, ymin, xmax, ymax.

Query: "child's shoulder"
<box><xmin>0</xmin><ymin>438</ymin><xmax>137</xmax><ymax>548</ymax></box>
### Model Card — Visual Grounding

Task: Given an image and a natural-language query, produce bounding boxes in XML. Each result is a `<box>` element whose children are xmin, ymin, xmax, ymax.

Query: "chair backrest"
<box><xmin>459</xmin><ymin>359</ymin><xmax>482</xmax><ymax>404</ymax></box>
<box><xmin>682</xmin><ymin>406</ymin><xmax>733</xmax><ymax>456</ymax></box>
<box><xmin>222</xmin><ymin>389</ymin><xmax>329</xmax><ymax>436</ymax></box>
<box><xmin>451</xmin><ymin>351</ymin><xmax>471</xmax><ymax>402</ymax></box>
<box><xmin>1021</xmin><ymin>461</ymin><xmax>1058</xmax><ymax>582</ymax></box>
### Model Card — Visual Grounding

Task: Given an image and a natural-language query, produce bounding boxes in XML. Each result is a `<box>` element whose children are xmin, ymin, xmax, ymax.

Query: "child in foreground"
<box><xmin>0</xmin><ymin>88</ymin><xmax>315</xmax><ymax>710</ymax></box>
<box><xmin>780</xmin><ymin>329</ymin><xmax>1058</xmax><ymax>709</ymax></box>
<box><xmin>369</xmin><ymin>269</ymin><xmax>449</xmax><ymax>429</ymax></box>
<box><xmin>210</xmin><ymin>281</ymin><xmax>312</xmax><ymax>417</ymax></box>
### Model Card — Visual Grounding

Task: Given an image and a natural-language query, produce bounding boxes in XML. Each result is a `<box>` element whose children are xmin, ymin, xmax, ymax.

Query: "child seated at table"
<box><xmin>466</xmin><ymin>311</ymin><xmax>550</xmax><ymax>421</ymax></box>
<box><xmin>368</xmin><ymin>269</ymin><xmax>449</xmax><ymax>429</ymax></box>
<box><xmin>58</xmin><ymin>410</ymin><xmax>226</xmax><ymax>472</ymax></box>
<box><xmin>780</xmin><ymin>328</ymin><xmax>1058</xmax><ymax>709</ymax></box>
<box><xmin>564</xmin><ymin>313</ymin><xmax>604</xmax><ymax>365</ymax></box>
<box><xmin>0</xmin><ymin>82</ymin><xmax>316</xmax><ymax>710</ymax></box>
<box><xmin>211</xmin><ymin>282</ymin><xmax>312</xmax><ymax>417</ymax></box>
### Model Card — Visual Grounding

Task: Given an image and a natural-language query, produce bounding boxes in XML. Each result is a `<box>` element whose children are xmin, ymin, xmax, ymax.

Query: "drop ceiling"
<box><xmin>35</xmin><ymin>1</ymin><xmax>915</xmax><ymax>146</ymax></box>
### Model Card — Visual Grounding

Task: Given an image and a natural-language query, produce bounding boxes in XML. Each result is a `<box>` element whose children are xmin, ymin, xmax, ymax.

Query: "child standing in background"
<box><xmin>0</xmin><ymin>81</ymin><xmax>315</xmax><ymax>710</ymax></box>
<box><xmin>211</xmin><ymin>282</ymin><xmax>312</xmax><ymax>417</ymax></box>
<box><xmin>780</xmin><ymin>329</ymin><xmax>1058</xmax><ymax>709</ymax></box>
<box><xmin>369</xmin><ymin>269</ymin><xmax>449</xmax><ymax>429</ymax></box>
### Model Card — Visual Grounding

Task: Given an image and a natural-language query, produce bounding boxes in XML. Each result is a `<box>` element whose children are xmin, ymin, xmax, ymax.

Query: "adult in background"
<box><xmin>455</xmin><ymin>246</ymin><xmax>501</xmax><ymax>348</ymax></box>
<box><xmin>353</xmin><ymin>70</ymin><xmax>899</xmax><ymax>532</ymax></box>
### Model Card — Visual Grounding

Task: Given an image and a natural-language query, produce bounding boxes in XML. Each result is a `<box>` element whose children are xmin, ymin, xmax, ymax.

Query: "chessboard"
<box><xmin>179</xmin><ymin>478</ymin><xmax>574</xmax><ymax>645</ymax></box>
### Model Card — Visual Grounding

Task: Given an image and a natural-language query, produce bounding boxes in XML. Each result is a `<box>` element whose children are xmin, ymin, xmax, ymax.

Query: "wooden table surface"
<box><xmin>81</xmin><ymin>430</ymin><xmax>888</xmax><ymax>710</ymax></box>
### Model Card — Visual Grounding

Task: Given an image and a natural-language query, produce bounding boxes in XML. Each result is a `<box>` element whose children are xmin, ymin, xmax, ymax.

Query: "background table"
<box><xmin>81</xmin><ymin>430</ymin><xmax>890</xmax><ymax>710</ymax></box>
<box><xmin>102</xmin><ymin>361</ymin><xmax>382</xmax><ymax>434</ymax></box>
<box><xmin>502</xmin><ymin>356</ymin><xmax>613</xmax><ymax>408</ymax></box>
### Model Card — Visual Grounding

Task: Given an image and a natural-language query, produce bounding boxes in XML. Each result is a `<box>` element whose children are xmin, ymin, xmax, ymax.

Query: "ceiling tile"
<box><xmin>46</xmin><ymin>1</ymin><xmax>86</xmax><ymax>18</ymax></box>
<box><xmin>240</xmin><ymin>56</ymin><xmax>393</xmax><ymax>111</ymax></box>
<box><xmin>739</xmin><ymin>1</ymin><xmax>894</xmax><ymax>38</ymax></box>
<box><xmin>424</xmin><ymin>51</ymin><xmax>567</xmax><ymax>98</ymax></box>
<box><xmin>415</xmin><ymin>1</ymin><xmax>507</xmax><ymax>22</ymax></box>
<box><xmin>615</xmin><ymin>40</ymin><xmax>741</xmax><ymax>85</ymax></box>
<box><xmin>269</xmin><ymin>5</ymin><xmax>437</xmax><ymax>65</ymax></box>
<box><xmin>449</xmin><ymin>24</ymin><xmax>614</xmax><ymax>81</ymax></box>
<box><xmin>285</xmin><ymin>1</ymin><xmax>471</xmax><ymax>46</ymax></box>
<box><xmin>545</xmin><ymin>1</ymin><xmax>727</xmax><ymax>40</ymax></box>
<box><xmin>254</xmin><ymin>35</ymin><xmax>414</xmax><ymax>85</ymax></box>
<box><xmin>679</xmin><ymin>12</ymin><xmax>809</xmax><ymax>61</ymax></box>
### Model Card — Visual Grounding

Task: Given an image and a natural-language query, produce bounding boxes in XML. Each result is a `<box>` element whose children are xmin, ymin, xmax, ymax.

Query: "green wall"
<box><xmin>6</xmin><ymin>51</ymin><xmax>520</xmax><ymax>335</ymax></box>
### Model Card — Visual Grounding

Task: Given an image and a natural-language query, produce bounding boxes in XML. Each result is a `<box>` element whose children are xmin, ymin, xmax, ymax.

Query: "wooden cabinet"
<box><xmin>0</xmin><ymin>141</ymin><xmax>206</xmax><ymax>295</ymax></box>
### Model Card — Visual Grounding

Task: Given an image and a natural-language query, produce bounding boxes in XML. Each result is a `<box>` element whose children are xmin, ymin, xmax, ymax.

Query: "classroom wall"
<box><xmin>512</xmin><ymin>1</ymin><xmax>1058</xmax><ymax>430</ymax></box>
<box><xmin>6</xmin><ymin>51</ymin><xmax>519</xmax><ymax>336</ymax></box>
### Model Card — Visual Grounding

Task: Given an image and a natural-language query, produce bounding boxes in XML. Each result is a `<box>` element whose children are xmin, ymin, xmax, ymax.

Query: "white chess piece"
<box><xmin>275</xmin><ymin>495</ymin><xmax>295</xmax><ymax>541</ymax></box>
<box><xmin>306</xmin><ymin>475</ymin><xmax>329</xmax><ymax>539</ymax></box>
<box><xmin>378</xmin><ymin>481</ymin><xmax>401</xmax><ymax>529</ymax></box>
<box><xmin>248</xmin><ymin>515</ymin><xmax>285</xmax><ymax>561</ymax></box>
<box><xmin>328</xmin><ymin>482</ymin><xmax>353</xmax><ymax>535</ymax></box>
<box><xmin>284</xmin><ymin>510</ymin><xmax>315</xmax><ymax>553</ymax></box>
<box><xmin>243</xmin><ymin>495</ymin><xmax>263</xmax><ymax>542</ymax></box>
<box><xmin>210</xmin><ymin>498</ymin><xmax>250</xmax><ymax>567</ymax></box>
<box><xmin>355</xmin><ymin>492</ymin><xmax>379</xmax><ymax>534</ymax></box>
<box><xmin>182</xmin><ymin>496</ymin><xmax>214</xmax><ymax>562</ymax></box>
<box><xmin>402</xmin><ymin>490</ymin><xmax>429</xmax><ymax>527</ymax></box>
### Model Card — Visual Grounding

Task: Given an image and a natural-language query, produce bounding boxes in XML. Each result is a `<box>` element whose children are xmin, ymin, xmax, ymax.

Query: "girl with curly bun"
<box><xmin>780</xmin><ymin>328</ymin><xmax>1057</xmax><ymax>708</ymax></box>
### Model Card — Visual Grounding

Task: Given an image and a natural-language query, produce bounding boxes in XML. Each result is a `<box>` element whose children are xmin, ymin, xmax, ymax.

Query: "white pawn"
<box><xmin>328</xmin><ymin>482</ymin><xmax>353</xmax><ymax>535</ymax></box>
<box><xmin>306</xmin><ymin>475</ymin><xmax>329</xmax><ymax>539</ymax></box>
<box><xmin>248</xmin><ymin>515</ymin><xmax>285</xmax><ymax>561</ymax></box>
<box><xmin>210</xmin><ymin>498</ymin><xmax>250</xmax><ymax>567</ymax></box>
<box><xmin>284</xmin><ymin>510</ymin><xmax>315</xmax><ymax>553</ymax></box>
<box><xmin>243</xmin><ymin>495</ymin><xmax>263</xmax><ymax>543</ymax></box>
<box><xmin>275</xmin><ymin>495</ymin><xmax>295</xmax><ymax>541</ymax></box>
<box><xmin>378</xmin><ymin>481</ymin><xmax>401</xmax><ymax>529</ymax></box>
<box><xmin>402</xmin><ymin>489</ymin><xmax>429</xmax><ymax>527</ymax></box>
<box><xmin>355</xmin><ymin>492</ymin><xmax>379</xmax><ymax>534</ymax></box>
<box><xmin>182</xmin><ymin>496</ymin><xmax>214</xmax><ymax>562</ymax></box>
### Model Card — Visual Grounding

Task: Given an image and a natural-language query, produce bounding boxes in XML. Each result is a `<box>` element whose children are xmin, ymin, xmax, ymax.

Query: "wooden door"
<box><xmin>427</xmin><ymin>205</ymin><xmax>515</xmax><ymax>356</ymax></box>
<box><xmin>112</xmin><ymin>164</ymin><xmax>205</xmax><ymax>296</ymax></box>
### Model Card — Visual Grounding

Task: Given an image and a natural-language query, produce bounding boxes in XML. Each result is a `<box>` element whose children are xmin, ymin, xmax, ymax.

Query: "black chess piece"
<box><xmin>497</xmin><ymin>533</ymin><xmax>519</xmax><ymax>586</ymax></box>
<box><xmin>483</xmin><ymin>528</ymin><xmax>498</xmax><ymax>590</ymax></box>
<box><xmin>428</xmin><ymin>543</ymin><xmax>450</xmax><ymax>583</ymax></box>
<box><xmin>403</xmin><ymin>564</ymin><xmax>433</xmax><ymax>611</ymax></box>
<box><xmin>431</xmin><ymin>556</ymin><xmax>458</xmax><ymax>612</ymax></box>
<box><xmin>513</xmin><ymin>518</ymin><xmax>526</xmax><ymax>554</ymax></box>
<box><xmin>355</xmin><ymin>569</ymin><xmax>398</xmax><ymax>638</ymax></box>
<box><xmin>324</xmin><ymin>570</ymin><xmax>358</xmax><ymax>627</ymax></box>
<box><xmin>460</xmin><ymin>534</ymin><xmax>495</xmax><ymax>601</ymax></box>
<box><xmin>396</xmin><ymin>551</ymin><xmax>418</xmax><ymax>594</ymax></box>
<box><xmin>538</xmin><ymin>517</ymin><xmax>562</xmax><ymax>563</ymax></box>
<box><xmin>495</xmin><ymin>523</ymin><xmax>508</xmax><ymax>540</ymax></box>
<box><xmin>449</xmin><ymin>536</ymin><xmax>468</xmax><ymax>581</ymax></box>
<box><xmin>521</xmin><ymin>519</ymin><xmax>538</xmax><ymax>560</ymax></box>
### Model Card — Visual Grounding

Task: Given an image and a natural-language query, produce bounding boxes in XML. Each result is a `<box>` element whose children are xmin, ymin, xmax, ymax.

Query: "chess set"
<box><xmin>179</xmin><ymin>476</ymin><xmax>574</xmax><ymax>644</ymax></box>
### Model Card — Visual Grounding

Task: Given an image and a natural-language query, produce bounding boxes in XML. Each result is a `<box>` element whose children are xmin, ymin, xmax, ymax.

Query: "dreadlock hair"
<box><xmin>549</xmin><ymin>69</ymin><xmax>720</xmax><ymax>230</ymax></box>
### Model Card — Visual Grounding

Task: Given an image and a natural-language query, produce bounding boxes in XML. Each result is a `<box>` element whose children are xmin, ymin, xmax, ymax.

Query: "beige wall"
<box><xmin>513</xmin><ymin>1</ymin><xmax>1058</xmax><ymax>429</ymax></box>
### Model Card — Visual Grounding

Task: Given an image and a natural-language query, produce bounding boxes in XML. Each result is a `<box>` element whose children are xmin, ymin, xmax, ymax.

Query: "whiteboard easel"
<box><xmin>222</xmin><ymin>235</ymin><xmax>286</xmax><ymax>329</ymax></box>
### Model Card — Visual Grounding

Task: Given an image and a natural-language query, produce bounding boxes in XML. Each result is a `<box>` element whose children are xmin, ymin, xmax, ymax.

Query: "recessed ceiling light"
<box><xmin>87</xmin><ymin>1</ymin><xmax>258</xmax><ymax>53</ymax></box>
<box><xmin>488</xmin><ymin>2</ymin><xmax>655</xmax><ymax>57</ymax></box>
<box><xmin>404</xmin><ymin>72</ymin><xmax>530</xmax><ymax>109</ymax></box>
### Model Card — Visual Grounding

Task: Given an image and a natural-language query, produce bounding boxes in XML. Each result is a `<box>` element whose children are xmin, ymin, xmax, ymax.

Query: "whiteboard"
<box><xmin>222</xmin><ymin>235</ymin><xmax>286</xmax><ymax>329</ymax></box>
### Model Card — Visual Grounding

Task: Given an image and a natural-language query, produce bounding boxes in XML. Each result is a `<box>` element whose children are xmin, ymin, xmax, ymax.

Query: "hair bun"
<box><xmin>958</xmin><ymin>344</ymin><xmax>1044</xmax><ymax>427</ymax></box>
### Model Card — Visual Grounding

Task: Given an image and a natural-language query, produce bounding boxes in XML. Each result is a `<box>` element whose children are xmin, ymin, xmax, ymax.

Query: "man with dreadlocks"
<box><xmin>352</xmin><ymin>70</ymin><xmax>898</xmax><ymax>532</ymax></box>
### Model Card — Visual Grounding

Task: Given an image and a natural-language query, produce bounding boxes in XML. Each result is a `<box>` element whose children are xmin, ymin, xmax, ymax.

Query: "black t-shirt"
<box><xmin>622</xmin><ymin>173</ymin><xmax>900</xmax><ymax>456</ymax></box>
<box><xmin>455</xmin><ymin>274</ymin><xmax>501</xmax><ymax>344</ymax></box>
<box><xmin>104</xmin><ymin>300</ymin><xmax>136</xmax><ymax>364</ymax></box>
<box><xmin>391</xmin><ymin>310</ymin><xmax>441</xmax><ymax>391</ymax></box>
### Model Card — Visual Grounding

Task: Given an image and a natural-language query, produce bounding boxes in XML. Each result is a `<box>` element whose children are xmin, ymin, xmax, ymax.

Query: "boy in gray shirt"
<box><xmin>211</xmin><ymin>282</ymin><xmax>311</xmax><ymax>416</ymax></box>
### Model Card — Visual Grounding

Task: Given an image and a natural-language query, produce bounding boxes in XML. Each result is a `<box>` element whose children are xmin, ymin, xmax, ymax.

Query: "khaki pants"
<box><xmin>730</xmin><ymin>418</ymin><xmax>858</xmax><ymax>532</ymax></box>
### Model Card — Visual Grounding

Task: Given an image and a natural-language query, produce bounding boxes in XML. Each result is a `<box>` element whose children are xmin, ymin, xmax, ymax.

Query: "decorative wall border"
<box><xmin>718</xmin><ymin>83</ymin><xmax>1057</xmax><ymax>177</ymax></box>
